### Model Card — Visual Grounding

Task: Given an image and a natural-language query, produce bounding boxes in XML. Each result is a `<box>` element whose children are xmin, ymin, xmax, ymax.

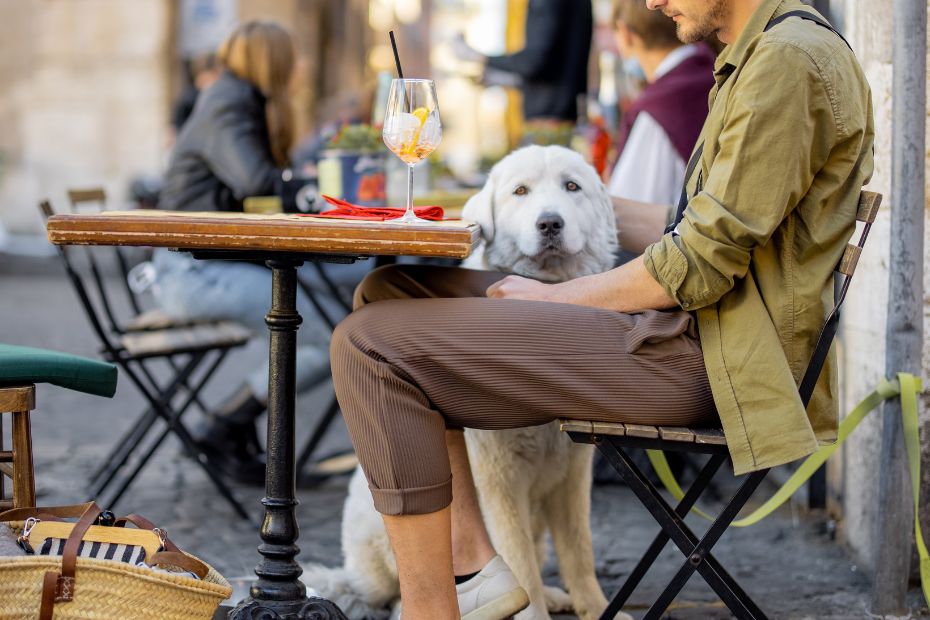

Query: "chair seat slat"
<box><xmin>0</xmin><ymin>452</ymin><xmax>13</xmax><ymax>464</ymax></box>
<box><xmin>659</xmin><ymin>427</ymin><xmax>696</xmax><ymax>442</ymax></box>
<box><xmin>692</xmin><ymin>428</ymin><xmax>727</xmax><ymax>445</ymax></box>
<box><xmin>119</xmin><ymin>322</ymin><xmax>251</xmax><ymax>358</ymax></box>
<box><xmin>591</xmin><ymin>421</ymin><xmax>626</xmax><ymax>436</ymax></box>
<box><xmin>624</xmin><ymin>424</ymin><xmax>660</xmax><ymax>439</ymax></box>
<box><xmin>559</xmin><ymin>420</ymin><xmax>593</xmax><ymax>434</ymax></box>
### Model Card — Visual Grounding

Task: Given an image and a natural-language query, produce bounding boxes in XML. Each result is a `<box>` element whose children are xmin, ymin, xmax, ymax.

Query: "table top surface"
<box><xmin>47</xmin><ymin>210</ymin><xmax>481</xmax><ymax>259</ymax></box>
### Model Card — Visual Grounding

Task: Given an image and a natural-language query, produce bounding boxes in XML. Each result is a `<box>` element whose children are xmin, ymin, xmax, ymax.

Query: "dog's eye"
<box><xmin>565</xmin><ymin>181</ymin><xmax>581</xmax><ymax>192</ymax></box>
<box><xmin>513</xmin><ymin>185</ymin><xmax>529</xmax><ymax>196</ymax></box>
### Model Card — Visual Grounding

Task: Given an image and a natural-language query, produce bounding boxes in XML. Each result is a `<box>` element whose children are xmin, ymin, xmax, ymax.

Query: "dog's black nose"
<box><xmin>537</xmin><ymin>213</ymin><xmax>564</xmax><ymax>237</ymax></box>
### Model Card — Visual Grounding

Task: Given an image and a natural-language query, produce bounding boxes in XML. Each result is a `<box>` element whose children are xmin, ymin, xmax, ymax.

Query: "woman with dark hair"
<box><xmin>153</xmin><ymin>21</ymin><xmax>359</xmax><ymax>482</ymax></box>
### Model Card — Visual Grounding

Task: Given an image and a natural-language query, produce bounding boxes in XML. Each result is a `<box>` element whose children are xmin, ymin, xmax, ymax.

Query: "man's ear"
<box><xmin>462</xmin><ymin>177</ymin><xmax>496</xmax><ymax>243</ymax></box>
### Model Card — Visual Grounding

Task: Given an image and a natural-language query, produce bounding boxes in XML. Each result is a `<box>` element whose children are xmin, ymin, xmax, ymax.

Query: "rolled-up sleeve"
<box><xmin>644</xmin><ymin>39</ymin><xmax>837</xmax><ymax>310</ymax></box>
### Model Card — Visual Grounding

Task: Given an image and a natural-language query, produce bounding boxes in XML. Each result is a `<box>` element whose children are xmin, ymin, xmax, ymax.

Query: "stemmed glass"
<box><xmin>382</xmin><ymin>79</ymin><xmax>442</xmax><ymax>224</ymax></box>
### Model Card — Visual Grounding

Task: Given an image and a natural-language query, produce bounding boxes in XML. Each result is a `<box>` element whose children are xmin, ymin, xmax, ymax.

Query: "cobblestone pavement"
<box><xmin>1</xmin><ymin>260</ymin><xmax>927</xmax><ymax>619</ymax></box>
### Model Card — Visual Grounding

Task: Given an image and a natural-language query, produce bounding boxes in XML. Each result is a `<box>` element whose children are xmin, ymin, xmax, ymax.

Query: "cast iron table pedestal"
<box><xmin>224</xmin><ymin>255</ymin><xmax>350</xmax><ymax>620</ymax></box>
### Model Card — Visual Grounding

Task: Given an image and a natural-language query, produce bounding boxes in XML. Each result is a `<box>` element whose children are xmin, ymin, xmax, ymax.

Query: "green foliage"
<box><xmin>325</xmin><ymin>123</ymin><xmax>384</xmax><ymax>152</ymax></box>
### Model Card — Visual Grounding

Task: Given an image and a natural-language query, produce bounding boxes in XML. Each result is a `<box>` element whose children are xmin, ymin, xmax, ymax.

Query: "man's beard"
<box><xmin>676</xmin><ymin>0</ymin><xmax>729</xmax><ymax>43</ymax></box>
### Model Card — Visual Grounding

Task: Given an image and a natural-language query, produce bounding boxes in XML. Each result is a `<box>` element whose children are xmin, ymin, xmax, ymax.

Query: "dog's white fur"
<box><xmin>303</xmin><ymin>146</ymin><xmax>622</xmax><ymax>620</ymax></box>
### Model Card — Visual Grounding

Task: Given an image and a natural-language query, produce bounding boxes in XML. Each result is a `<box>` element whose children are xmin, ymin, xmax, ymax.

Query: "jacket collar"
<box><xmin>713</xmin><ymin>0</ymin><xmax>788</xmax><ymax>85</ymax></box>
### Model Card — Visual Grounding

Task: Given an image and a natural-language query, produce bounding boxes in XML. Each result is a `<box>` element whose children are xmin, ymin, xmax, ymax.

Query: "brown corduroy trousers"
<box><xmin>330</xmin><ymin>264</ymin><xmax>717</xmax><ymax>515</ymax></box>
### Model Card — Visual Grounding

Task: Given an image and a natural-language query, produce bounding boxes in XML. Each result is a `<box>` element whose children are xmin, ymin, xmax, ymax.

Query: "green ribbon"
<box><xmin>646</xmin><ymin>373</ymin><xmax>927</xmax><ymax>605</ymax></box>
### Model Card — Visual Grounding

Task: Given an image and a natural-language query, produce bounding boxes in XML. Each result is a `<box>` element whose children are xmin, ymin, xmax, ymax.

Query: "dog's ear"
<box><xmin>462</xmin><ymin>180</ymin><xmax>496</xmax><ymax>243</ymax></box>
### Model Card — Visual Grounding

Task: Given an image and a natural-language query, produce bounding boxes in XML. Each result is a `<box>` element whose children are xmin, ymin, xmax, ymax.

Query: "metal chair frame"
<box><xmin>563</xmin><ymin>191</ymin><xmax>882</xmax><ymax>620</ymax></box>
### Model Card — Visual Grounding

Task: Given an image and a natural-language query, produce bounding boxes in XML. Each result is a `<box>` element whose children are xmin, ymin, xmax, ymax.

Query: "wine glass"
<box><xmin>382</xmin><ymin>79</ymin><xmax>442</xmax><ymax>224</ymax></box>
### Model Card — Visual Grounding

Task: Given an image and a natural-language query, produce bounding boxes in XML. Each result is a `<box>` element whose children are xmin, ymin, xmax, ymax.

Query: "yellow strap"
<box><xmin>898</xmin><ymin>373</ymin><xmax>930</xmax><ymax>607</ymax></box>
<box><xmin>645</xmin><ymin>374</ymin><xmax>927</xmax><ymax>605</ymax></box>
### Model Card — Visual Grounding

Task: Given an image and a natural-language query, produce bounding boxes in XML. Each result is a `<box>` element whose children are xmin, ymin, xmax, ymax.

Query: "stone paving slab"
<box><xmin>1</xmin><ymin>268</ymin><xmax>928</xmax><ymax>619</ymax></box>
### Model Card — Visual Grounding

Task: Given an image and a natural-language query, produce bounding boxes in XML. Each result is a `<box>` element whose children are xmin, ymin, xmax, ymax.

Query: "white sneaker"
<box><xmin>457</xmin><ymin>555</ymin><xmax>530</xmax><ymax>620</ymax></box>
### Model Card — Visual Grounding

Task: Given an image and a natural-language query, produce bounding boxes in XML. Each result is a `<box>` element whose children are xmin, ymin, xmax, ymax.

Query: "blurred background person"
<box><xmin>607</xmin><ymin>0</ymin><xmax>715</xmax><ymax>205</ymax></box>
<box><xmin>453</xmin><ymin>0</ymin><xmax>593</xmax><ymax>145</ymax></box>
<box><xmin>152</xmin><ymin>20</ymin><xmax>359</xmax><ymax>483</ymax></box>
<box><xmin>169</xmin><ymin>51</ymin><xmax>222</xmax><ymax>144</ymax></box>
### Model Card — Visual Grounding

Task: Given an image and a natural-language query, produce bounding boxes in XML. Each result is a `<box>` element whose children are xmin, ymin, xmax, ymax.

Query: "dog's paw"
<box><xmin>542</xmin><ymin>585</ymin><xmax>573</xmax><ymax>613</ymax></box>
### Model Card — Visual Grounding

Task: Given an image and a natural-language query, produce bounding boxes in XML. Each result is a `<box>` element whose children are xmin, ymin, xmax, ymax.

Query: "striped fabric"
<box><xmin>39</xmin><ymin>537</ymin><xmax>147</xmax><ymax>565</ymax></box>
<box><xmin>332</xmin><ymin>264</ymin><xmax>717</xmax><ymax>516</ymax></box>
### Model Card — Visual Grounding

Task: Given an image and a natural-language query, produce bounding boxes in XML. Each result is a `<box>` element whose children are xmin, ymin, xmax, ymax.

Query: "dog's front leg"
<box><xmin>542</xmin><ymin>446</ymin><xmax>621</xmax><ymax>620</ymax></box>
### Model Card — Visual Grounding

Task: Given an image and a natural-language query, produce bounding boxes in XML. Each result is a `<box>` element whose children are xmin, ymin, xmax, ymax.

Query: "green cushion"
<box><xmin>0</xmin><ymin>344</ymin><xmax>118</xmax><ymax>398</ymax></box>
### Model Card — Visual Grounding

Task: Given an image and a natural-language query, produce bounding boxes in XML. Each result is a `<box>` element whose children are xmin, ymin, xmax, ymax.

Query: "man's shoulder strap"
<box><xmin>763</xmin><ymin>9</ymin><xmax>853</xmax><ymax>51</ymax></box>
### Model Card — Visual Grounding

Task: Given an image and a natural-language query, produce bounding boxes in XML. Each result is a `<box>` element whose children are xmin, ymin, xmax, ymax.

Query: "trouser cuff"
<box><xmin>370</xmin><ymin>477</ymin><xmax>453</xmax><ymax>516</ymax></box>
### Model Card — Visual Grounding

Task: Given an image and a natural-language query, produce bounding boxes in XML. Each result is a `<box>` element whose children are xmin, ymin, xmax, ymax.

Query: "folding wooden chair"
<box><xmin>38</xmin><ymin>200</ymin><xmax>253</xmax><ymax>520</ymax></box>
<box><xmin>560</xmin><ymin>190</ymin><xmax>882</xmax><ymax>620</ymax></box>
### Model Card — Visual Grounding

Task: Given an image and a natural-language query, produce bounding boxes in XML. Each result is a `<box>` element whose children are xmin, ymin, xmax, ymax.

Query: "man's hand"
<box><xmin>486</xmin><ymin>275</ymin><xmax>564</xmax><ymax>302</ymax></box>
<box><xmin>485</xmin><ymin>256</ymin><xmax>678</xmax><ymax>314</ymax></box>
<box><xmin>451</xmin><ymin>33</ymin><xmax>487</xmax><ymax>64</ymax></box>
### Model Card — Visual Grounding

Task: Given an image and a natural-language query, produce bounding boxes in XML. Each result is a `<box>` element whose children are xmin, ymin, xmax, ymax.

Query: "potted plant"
<box><xmin>317</xmin><ymin>124</ymin><xmax>387</xmax><ymax>207</ymax></box>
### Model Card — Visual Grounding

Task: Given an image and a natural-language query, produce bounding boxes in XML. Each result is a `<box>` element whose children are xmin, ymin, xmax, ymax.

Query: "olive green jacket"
<box><xmin>643</xmin><ymin>0</ymin><xmax>874</xmax><ymax>474</ymax></box>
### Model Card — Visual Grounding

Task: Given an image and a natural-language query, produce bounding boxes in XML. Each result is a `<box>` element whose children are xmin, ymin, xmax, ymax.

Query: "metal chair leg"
<box><xmin>91</xmin><ymin>353</ymin><xmax>204</xmax><ymax>496</ymax></box>
<box><xmin>597</xmin><ymin>438</ymin><xmax>769</xmax><ymax>620</ymax></box>
<box><xmin>599</xmin><ymin>452</ymin><xmax>727</xmax><ymax>619</ymax></box>
<box><xmin>644</xmin><ymin>469</ymin><xmax>770</xmax><ymax>620</ymax></box>
<box><xmin>106</xmin><ymin>351</ymin><xmax>253</xmax><ymax>521</ymax></box>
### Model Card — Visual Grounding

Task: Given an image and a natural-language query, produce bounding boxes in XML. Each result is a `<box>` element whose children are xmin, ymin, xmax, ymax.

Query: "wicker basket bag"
<box><xmin>0</xmin><ymin>503</ymin><xmax>232</xmax><ymax>620</ymax></box>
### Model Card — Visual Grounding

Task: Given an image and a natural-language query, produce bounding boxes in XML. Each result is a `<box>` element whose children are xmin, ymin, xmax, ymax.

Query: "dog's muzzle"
<box><xmin>536</xmin><ymin>213</ymin><xmax>564</xmax><ymax>239</ymax></box>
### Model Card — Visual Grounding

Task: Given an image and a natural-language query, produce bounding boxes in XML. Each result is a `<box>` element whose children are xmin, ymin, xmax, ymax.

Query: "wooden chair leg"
<box><xmin>0</xmin><ymin>415</ymin><xmax>6</xmax><ymax>504</ymax></box>
<box><xmin>12</xmin><ymin>410</ymin><xmax>36</xmax><ymax>509</ymax></box>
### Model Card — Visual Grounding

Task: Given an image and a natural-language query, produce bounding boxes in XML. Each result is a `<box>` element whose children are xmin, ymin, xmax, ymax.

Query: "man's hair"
<box><xmin>612</xmin><ymin>0</ymin><xmax>682</xmax><ymax>50</ymax></box>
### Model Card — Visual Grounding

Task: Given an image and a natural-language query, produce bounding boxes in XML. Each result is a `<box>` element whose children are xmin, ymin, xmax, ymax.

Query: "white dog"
<box><xmin>304</xmin><ymin>146</ymin><xmax>627</xmax><ymax>620</ymax></box>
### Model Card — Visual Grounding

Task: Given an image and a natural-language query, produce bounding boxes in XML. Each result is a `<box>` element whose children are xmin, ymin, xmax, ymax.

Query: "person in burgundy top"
<box><xmin>608</xmin><ymin>0</ymin><xmax>715</xmax><ymax>206</ymax></box>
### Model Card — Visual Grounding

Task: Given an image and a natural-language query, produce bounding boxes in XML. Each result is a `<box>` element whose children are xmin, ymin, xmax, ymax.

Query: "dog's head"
<box><xmin>462</xmin><ymin>145</ymin><xmax>618</xmax><ymax>282</ymax></box>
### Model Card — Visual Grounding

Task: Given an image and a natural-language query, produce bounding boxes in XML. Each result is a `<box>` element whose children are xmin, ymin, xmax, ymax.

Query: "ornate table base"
<box><xmin>228</xmin><ymin>257</ymin><xmax>348</xmax><ymax>620</ymax></box>
<box><xmin>229</xmin><ymin>597</ymin><xmax>347</xmax><ymax>619</ymax></box>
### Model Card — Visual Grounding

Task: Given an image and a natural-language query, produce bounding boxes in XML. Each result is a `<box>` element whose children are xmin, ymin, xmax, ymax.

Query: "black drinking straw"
<box><xmin>389</xmin><ymin>31</ymin><xmax>405</xmax><ymax>79</ymax></box>
<box><xmin>389</xmin><ymin>30</ymin><xmax>410</xmax><ymax>111</ymax></box>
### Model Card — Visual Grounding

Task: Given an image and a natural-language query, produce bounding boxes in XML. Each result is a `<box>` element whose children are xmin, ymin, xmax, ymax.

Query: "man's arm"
<box><xmin>484</xmin><ymin>0</ymin><xmax>563</xmax><ymax>79</ymax></box>
<box><xmin>486</xmin><ymin>255</ymin><xmax>676</xmax><ymax>313</ymax></box>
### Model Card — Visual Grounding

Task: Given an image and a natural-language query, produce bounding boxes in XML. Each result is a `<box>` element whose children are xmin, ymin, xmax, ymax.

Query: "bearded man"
<box><xmin>329</xmin><ymin>0</ymin><xmax>874</xmax><ymax>618</ymax></box>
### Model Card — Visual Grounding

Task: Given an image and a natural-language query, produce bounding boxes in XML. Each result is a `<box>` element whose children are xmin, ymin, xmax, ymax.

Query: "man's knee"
<box><xmin>352</xmin><ymin>264</ymin><xmax>409</xmax><ymax>310</ymax></box>
<box><xmin>331</xmin><ymin>305</ymin><xmax>373</xmax><ymax>369</ymax></box>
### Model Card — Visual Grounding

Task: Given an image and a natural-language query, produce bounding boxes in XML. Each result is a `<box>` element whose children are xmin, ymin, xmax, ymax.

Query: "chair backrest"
<box><xmin>67</xmin><ymin>188</ymin><xmax>144</xmax><ymax>319</ymax></box>
<box><xmin>798</xmin><ymin>190</ymin><xmax>882</xmax><ymax>406</ymax></box>
<box><xmin>38</xmin><ymin>200</ymin><xmax>124</xmax><ymax>361</ymax></box>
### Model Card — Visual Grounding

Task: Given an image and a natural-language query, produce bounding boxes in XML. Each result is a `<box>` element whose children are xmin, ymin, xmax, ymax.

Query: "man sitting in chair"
<box><xmin>329</xmin><ymin>0</ymin><xmax>874</xmax><ymax>617</ymax></box>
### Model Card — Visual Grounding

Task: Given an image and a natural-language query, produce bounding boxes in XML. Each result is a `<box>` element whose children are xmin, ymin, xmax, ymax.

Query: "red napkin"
<box><xmin>299</xmin><ymin>195</ymin><xmax>445</xmax><ymax>221</ymax></box>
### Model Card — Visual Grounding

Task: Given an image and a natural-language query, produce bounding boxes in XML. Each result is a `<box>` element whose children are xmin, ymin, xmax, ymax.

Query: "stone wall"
<box><xmin>0</xmin><ymin>0</ymin><xmax>174</xmax><ymax>234</ymax></box>
<box><xmin>833</xmin><ymin>0</ymin><xmax>930</xmax><ymax>575</ymax></box>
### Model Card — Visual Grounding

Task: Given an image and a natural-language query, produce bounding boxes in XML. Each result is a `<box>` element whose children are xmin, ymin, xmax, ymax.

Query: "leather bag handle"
<box><xmin>38</xmin><ymin>502</ymin><xmax>103</xmax><ymax>620</ymax></box>
<box><xmin>0</xmin><ymin>501</ymin><xmax>97</xmax><ymax>522</ymax></box>
<box><xmin>114</xmin><ymin>513</ymin><xmax>210</xmax><ymax>578</ymax></box>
